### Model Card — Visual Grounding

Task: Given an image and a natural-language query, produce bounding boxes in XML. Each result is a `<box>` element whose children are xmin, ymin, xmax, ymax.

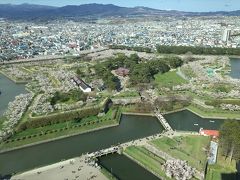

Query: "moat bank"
<box><xmin>0</xmin><ymin>109</ymin><xmax>228</xmax><ymax>177</ymax></box>
<box><xmin>98</xmin><ymin>153</ymin><xmax>159</xmax><ymax>180</ymax></box>
<box><xmin>0</xmin><ymin>114</ymin><xmax>164</xmax><ymax>176</ymax></box>
<box><xmin>97</xmin><ymin>110</ymin><xmax>226</xmax><ymax>180</ymax></box>
<box><xmin>0</xmin><ymin>74</ymin><xmax>27</xmax><ymax>117</ymax></box>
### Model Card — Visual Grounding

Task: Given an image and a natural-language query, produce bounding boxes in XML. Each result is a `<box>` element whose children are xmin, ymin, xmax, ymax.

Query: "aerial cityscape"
<box><xmin>0</xmin><ymin>0</ymin><xmax>240</xmax><ymax>180</ymax></box>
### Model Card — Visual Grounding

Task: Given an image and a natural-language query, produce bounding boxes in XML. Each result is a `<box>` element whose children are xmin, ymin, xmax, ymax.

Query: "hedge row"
<box><xmin>109</xmin><ymin>45</ymin><xmax>152</xmax><ymax>53</ymax></box>
<box><xmin>111</xmin><ymin>107</ymin><xmax>122</xmax><ymax>122</ymax></box>
<box><xmin>156</xmin><ymin>45</ymin><xmax>240</xmax><ymax>55</ymax></box>
<box><xmin>191</xmin><ymin>103</ymin><xmax>239</xmax><ymax>114</ymax></box>
<box><xmin>17</xmin><ymin>98</ymin><xmax>112</xmax><ymax>132</ymax></box>
<box><xmin>205</xmin><ymin>99</ymin><xmax>240</xmax><ymax>107</ymax></box>
<box><xmin>5</xmin><ymin>118</ymin><xmax>114</xmax><ymax>144</ymax></box>
<box><xmin>17</xmin><ymin>107</ymin><xmax>100</xmax><ymax>132</ymax></box>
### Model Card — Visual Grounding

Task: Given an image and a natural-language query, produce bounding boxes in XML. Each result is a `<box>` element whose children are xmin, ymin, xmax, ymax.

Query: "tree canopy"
<box><xmin>156</xmin><ymin>45</ymin><xmax>240</xmax><ymax>56</ymax></box>
<box><xmin>109</xmin><ymin>45</ymin><xmax>152</xmax><ymax>53</ymax></box>
<box><xmin>94</xmin><ymin>53</ymin><xmax>141</xmax><ymax>90</ymax></box>
<box><xmin>129</xmin><ymin>60</ymin><xmax>170</xmax><ymax>85</ymax></box>
<box><xmin>219</xmin><ymin>120</ymin><xmax>240</xmax><ymax>161</ymax></box>
<box><xmin>94</xmin><ymin>53</ymin><xmax>183</xmax><ymax>87</ymax></box>
<box><xmin>50</xmin><ymin>89</ymin><xmax>87</xmax><ymax>106</ymax></box>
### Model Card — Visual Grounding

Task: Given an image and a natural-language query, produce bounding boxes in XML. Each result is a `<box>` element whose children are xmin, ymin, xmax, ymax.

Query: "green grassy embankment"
<box><xmin>124</xmin><ymin>146</ymin><xmax>170</xmax><ymax>179</ymax></box>
<box><xmin>150</xmin><ymin>135</ymin><xmax>210</xmax><ymax>172</ymax></box>
<box><xmin>0</xmin><ymin>108</ymin><xmax>121</xmax><ymax>150</ymax></box>
<box><xmin>187</xmin><ymin>105</ymin><xmax>240</xmax><ymax>119</ymax></box>
<box><xmin>154</xmin><ymin>70</ymin><xmax>187</xmax><ymax>87</ymax></box>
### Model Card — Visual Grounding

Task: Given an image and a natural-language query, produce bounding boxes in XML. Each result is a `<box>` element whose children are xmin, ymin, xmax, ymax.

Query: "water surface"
<box><xmin>164</xmin><ymin>110</ymin><xmax>224</xmax><ymax>132</ymax></box>
<box><xmin>98</xmin><ymin>154</ymin><xmax>160</xmax><ymax>180</ymax></box>
<box><xmin>0</xmin><ymin>108</ymin><xmax>228</xmax><ymax>176</ymax></box>
<box><xmin>0</xmin><ymin>74</ymin><xmax>26</xmax><ymax>116</ymax></box>
<box><xmin>0</xmin><ymin>115</ymin><xmax>163</xmax><ymax>176</ymax></box>
<box><xmin>230</xmin><ymin>58</ymin><xmax>240</xmax><ymax>79</ymax></box>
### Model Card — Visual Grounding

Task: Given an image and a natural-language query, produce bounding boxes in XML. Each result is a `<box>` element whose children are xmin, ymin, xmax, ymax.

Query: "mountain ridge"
<box><xmin>0</xmin><ymin>3</ymin><xmax>239</xmax><ymax>20</ymax></box>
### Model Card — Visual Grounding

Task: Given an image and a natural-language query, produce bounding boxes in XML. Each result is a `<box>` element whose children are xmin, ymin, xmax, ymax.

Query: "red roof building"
<box><xmin>199</xmin><ymin>128</ymin><xmax>219</xmax><ymax>138</ymax></box>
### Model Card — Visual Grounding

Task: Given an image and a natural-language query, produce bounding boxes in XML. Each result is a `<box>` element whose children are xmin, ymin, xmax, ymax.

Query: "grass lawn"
<box><xmin>206</xmin><ymin>148</ymin><xmax>237</xmax><ymax>180</ymax></box>
<box><xmin>150</xmin><ymin>135</ymin><xmax>210</xmax><ymax>172</ymax></box>
<box><xmin>124</xmin><ymin>146</ymin><xmax>170</xmax><ymax>179</ymax></box>
<box><xmin>0</xmin><ymin>116</ymin><xmax>7</xmax><ymax>130</ymax></box>
<box><xmin>154</xmin><ymin>70</ymin><xmax>187</xmax><ymax>88</ymax></box>
<box><xmin>187</xmin><ymin>105</ymin><xmax>240</xmax><ymax>119</ymax></box>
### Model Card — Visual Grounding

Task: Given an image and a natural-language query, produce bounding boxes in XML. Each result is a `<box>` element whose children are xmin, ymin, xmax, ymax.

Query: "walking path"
<box><xmin>145</xmin><ymin>143</ymin><xmax>175</xmax><ymax>161</ymax></box>
<box><xmin>11</xmin><ymin>156</ymin><xmax>107</xmax><ymax>180</ymax></box>
<box><xmin>140</xmin><ymin>89</ymin><xmax>174</xmax><ymax>132</ymax></box>
<box><xmin>87</xmin><ymin>146</ymin><xmax>120</xmax><ymax>159</ymax></box>
<box><xmin>12</xmin><ymin>131</ymin><xmax>201</xmax><ymax>180</ymax></box>
<box><xmin>154</xmin><ymin>111</ymin><xmax>173</xmax><ymax>131</ymax></box>
<box><xmin>192</xmin><ymin>98</ymin><xmax>214</xmax><ymax>109</ymax></box>
<box><xmin>177</xmin><ymin>67</ymin><xmax>189</xmax><ymax>80</ymax></box>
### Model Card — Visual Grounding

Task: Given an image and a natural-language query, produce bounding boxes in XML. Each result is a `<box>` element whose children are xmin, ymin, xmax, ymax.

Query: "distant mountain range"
<box><xmin>0</xmin><ymin>3</ymin><xmax>240</xmax><ymax>20</ymax></box>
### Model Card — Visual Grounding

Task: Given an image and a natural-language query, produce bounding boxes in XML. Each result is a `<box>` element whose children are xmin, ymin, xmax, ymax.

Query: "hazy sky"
<box><xmin>1</xmin><ymin>0</ymin><xmax>240</xmax><ymax>12</ymax></box>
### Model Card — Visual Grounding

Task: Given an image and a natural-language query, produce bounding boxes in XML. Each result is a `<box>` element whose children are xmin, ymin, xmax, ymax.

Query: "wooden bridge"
<box><xmin>154</xmin><ymin>110</ymin><xmax>173</xmax><ymax>131</ymax></box>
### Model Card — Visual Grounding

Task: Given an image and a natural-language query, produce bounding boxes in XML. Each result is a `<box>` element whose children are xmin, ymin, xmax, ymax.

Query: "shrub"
<box><xmin>18</xmin><ymin>106</ymin><xmax>101</xmax><ymax>131</ymax></box>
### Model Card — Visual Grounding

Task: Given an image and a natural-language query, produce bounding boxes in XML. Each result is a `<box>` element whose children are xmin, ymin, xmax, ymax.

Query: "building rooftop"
<box><xmin>199</xmin><ymin>129</ymin><xmax>219</xmax><ymax>137</ymax></box>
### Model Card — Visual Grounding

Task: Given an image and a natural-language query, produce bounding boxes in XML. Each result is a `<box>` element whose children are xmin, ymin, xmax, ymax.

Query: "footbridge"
<box><xmin>154</xmin><ymin>110</ymin><xmax>173</xmax><ymax>131</ymax></box>
<box><xmin>86</xmin><ymin>146</ymin><xmax>120</xmax><ymax>159</ymax></box>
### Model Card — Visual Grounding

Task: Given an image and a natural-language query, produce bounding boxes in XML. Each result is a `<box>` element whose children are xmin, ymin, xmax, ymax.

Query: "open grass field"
<box><xmin>154</xmin><ymin>70</ymin><xmax>187</xmax><ymax>87</ymax></box>
<box><xmin>150</xmin><ymin>135</ymin><xmax>210</xmax><ymax>172</ymax></box>
<box><xmin>206</xmin><ymin>148</ymin><xmax>237</xmax><ymax>180</ymax></box>
<box><xmin>124</xmin><ymin>146</ymin><xmax>170</xmax><ymax>179</ymax></box>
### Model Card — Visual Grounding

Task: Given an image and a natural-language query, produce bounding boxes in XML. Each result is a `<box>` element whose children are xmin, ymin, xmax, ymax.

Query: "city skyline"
<box><xmin>0</xmin><ymin>0</ymin><xmax>240</xmax><ymax>12</ymax></box>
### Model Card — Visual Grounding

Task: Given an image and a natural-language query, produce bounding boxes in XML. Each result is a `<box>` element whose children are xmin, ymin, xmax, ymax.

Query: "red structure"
<box><xmin>199</xmin><ymin>128</ymin><xmax>219</xmax><ymax>138</ymax></box>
